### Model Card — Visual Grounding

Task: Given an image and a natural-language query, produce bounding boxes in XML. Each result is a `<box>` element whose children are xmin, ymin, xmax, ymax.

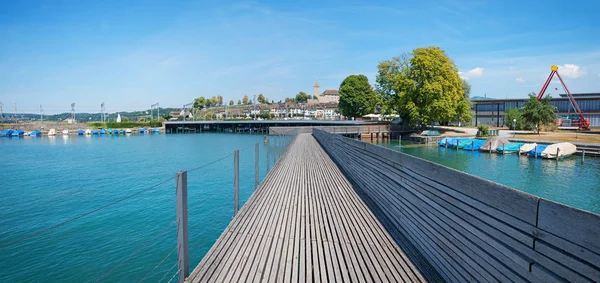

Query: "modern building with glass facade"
<box><xmin>471</xmin><ymin>93</ymin><xmax>600</xmax><ymax>128</ymax></box>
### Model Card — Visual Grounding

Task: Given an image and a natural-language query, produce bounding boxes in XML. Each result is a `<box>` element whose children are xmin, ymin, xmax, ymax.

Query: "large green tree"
<box><xmin>257</xmin><ymin>94</ymin><xmax>267</xmax><ymax>104</ymax></box>
<box><xmin>242</xmin><ymin>95</ymin><xmax>249</xmax><ymax>105</ymax></box>
<box><xmin>338</xmin><ymin>74</ymin><xmax>378</xmax><ymax>118</ymax></box>
<box><xmin>229</xmin><ymin>100</ymin><xmax>234</xmax><ymax>106</ymax></box>
<box><xmin>194</xmin><ymin>96</ymin><xmax>206</xmax><ymax>109</ymax></box>
<box><xmin>295</xmin><ymin>91</ymin><xmax>309</xmax><ymax>103</ymax></box>
<box><xmin>376</xmin><ymin>47</ymin><xmax>471</xmax><ymax>126</ymax></box>
<box><xmin>521</xmin><ymin>93</ymin><xmax>557</xmax><ymax>134</ymax></box>
<box><xmin>504</xmin><ymin>107</ymin><xmax>524</xmax><ymax>130</ymax></box>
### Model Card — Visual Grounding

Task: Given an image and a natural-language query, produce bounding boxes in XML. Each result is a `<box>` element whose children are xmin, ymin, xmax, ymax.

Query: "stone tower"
<box><xmin>313</xmin><ymin>80</ymin><xmax>320</xmax><ymax>99</ymax></box>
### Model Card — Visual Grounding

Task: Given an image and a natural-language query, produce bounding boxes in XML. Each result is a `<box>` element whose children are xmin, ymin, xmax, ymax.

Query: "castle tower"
<box><xmin>313</xmin><ymin>80</ymin><xmax>320</xmax><ymax>99</ymax></box>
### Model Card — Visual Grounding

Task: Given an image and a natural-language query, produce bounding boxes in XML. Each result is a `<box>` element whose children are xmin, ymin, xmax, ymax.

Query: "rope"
<box><xmin>166</xmin><ymin>269</ymin><xmax>180</xmax><ymax>283</ymax></box>
<box><xmin>0</xmin><ymin>176</ymin><xmax>175</xmax><ymax>249</ymax></box>
<box><xmin>138</xmin><ymin>245</ymin><xmax>178</xmax><ymax>282</ymax></box>
<box><xmin>96</xmin><ymin>220</ymin><xmax>178</xmax><ymax>282</ymax></box>
<box><xmin>159</xmin><ymin>261</ymin><xmax>179</xmax><ymax>282</ymax></box>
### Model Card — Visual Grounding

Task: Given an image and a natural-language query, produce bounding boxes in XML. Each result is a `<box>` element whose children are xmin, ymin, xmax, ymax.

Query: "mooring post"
<box><xmin>582</xmin><ymin>150</ymin><xmax>585</xmax><ymax>164</ymax></box>
<box><xmin>266</xmin><ymin>138</ymin><xmax>270</xmax><ymax>172</ymax></box>
<box><xmin>534</xmin><ymin>146</ymin><xmax>538</xmax><ymax>159</ymax></box>
<box><xmin>556</xmin><ymin>148</ymin><xmax>560</xmax><ymax>161</ymax></box>
<box><xmin>176</xmin><ymin>171</ymin><xmax>189</xmax><ymax>283</ymax></box>
<box><xmin>234</xmin><ymin>150</ymin><xmax>240</xmax><ymax>216</ymax></box>
<box><xmin>471</xmin><ymin>141</ymin><xmax>474</xmax><ymax>152</ymax></box>
<box><xmin>456</xmin><ymin>140</ymin><xmax>459</xmax><ymax>149</ymax></box>
<box><xmin>503</xmin><ymin>144</ymin><xmax>505</xmax><ymax>154</ymax></box>
<box><xmin>399</xmin><ymin>135</ymin><xmax>401</xmax><ymax>147</ymax></box>
<box><xmin>255</xmin><ymin>143</ymin><xmax>259</xmax><ymax>190</ymax></box>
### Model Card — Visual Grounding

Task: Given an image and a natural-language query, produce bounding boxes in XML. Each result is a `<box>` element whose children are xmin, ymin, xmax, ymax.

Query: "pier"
<box><xmin>177</xmin><ymin>129</ymin><xmax>599</xmax><ymax>282</ymax></box>
<box><xmin>186</xmin><ymin>133</ymin><xmax>425</xmax><ymax>282</ymax></box>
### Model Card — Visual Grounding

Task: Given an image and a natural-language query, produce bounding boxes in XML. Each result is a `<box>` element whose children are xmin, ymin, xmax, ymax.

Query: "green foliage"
<box><xmin>521</xmin><ymin>93</ymin><xmax>557</xmax><ymax>134</ymax></box>
<box><xmin>242</xmin><ymin>95</ymin><xmax>249</xmax><ymax>105</ymax></box>
<box><xmin>462</xmin><ymin>80</ymin><xmax>471</xmax><ymax>100</ymax></box>
<box><xmin>295</xmin><ymin>91</ymin><xmax>309</xmax><ymax>103</ymax></box>
<box><xmin>217</xmin><ymin>95</ymin><xmax>223</xmax><ymax>106</ymax></box>
<box><xmin>504</xmin><ymin>107</ymin><xmax>524</xmax><ymax>130</ymax></box>
<box><xmin>338</xmin><ymin>74</ymin><xmax>377</xmax><ymax>118</ymax></box>
<box><xmin>376</xmin><ymin>47</ymin><xmax>472</xmax><ymax>126</ymax></box>
<box><xmin>237</xmin><ymin>99</ymin><xmax>241</xmax><ymax>105</ymax></box>
<box><xmin>257</xmin><ymin>94</ymin><xmax>267</xmax><ymax>104</ymax></box>
<box><xmin>161</xmin><ymin>114</ymin><xmax>173</xmax><ymax>120</ymax></box>
<box><xmin>257</xmin><ymin>113</ymin><xmax>275</xmax><ymax>119</ymax></box>
<box><xmin>477</xmin><ymin>124</ymin><xmax>490</xmax><ymax>137</ymax></box>
<box><xmin>194</xmin><ymin>96</ymin><xmax>206</xmax><ymax>109</ymax></box>
<box><xmin>229</xmin><ymin>100</ymin><xmax>234</xmax><ymax>106</ymax></box>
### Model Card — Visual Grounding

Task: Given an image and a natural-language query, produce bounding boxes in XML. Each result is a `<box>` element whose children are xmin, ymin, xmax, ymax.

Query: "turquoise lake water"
<box><xmin>0</xmin><ymin>133</ymin><xmax>279</xmax><ymax>282</ymax></box>
<box><xmin>1</xmin><ymin>133</ymin><xmax>598</xmax><ymax>282</ymax></box>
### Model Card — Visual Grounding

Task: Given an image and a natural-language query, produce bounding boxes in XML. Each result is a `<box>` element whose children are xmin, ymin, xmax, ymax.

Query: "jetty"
<box><xmin>179</xmin><ymin>129</ymin><xmax>599</xmax><ymax>283</ymax></box>
<box><xmin>187</xmin><ymin>133</ymin><xmax>426</xmax><ymax>282</ymax></box>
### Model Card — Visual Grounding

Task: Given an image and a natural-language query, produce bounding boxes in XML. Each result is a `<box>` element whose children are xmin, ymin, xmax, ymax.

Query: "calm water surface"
<box><xmin>0</xmin><ymin>133</ymin><xmax>275</xmax><ymax>282</ymax></box>
<box><xmin>375</xmin><ymin>140</ymin><xmax>600</xmax><ymax>214</ymax></box>
<box><xmin>1</xmin><ymin>134</ymin><xmax>598</xmax><ymax>282</ymax></box>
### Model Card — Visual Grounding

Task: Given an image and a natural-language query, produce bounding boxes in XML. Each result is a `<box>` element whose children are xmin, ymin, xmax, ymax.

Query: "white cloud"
<box><xmin>516</xmin><ymin>77</ymin><xmax>525</xmax><ymax>83</ymax></box>
<box><xmin>558</xmin><ymin>64</ymin><xmax>586</xmax><ymax>78</ymax></box>
<box><xmin>459</xmin><ymin>67</ymin><xmax>484</xmax><ymax>80</ymax></box>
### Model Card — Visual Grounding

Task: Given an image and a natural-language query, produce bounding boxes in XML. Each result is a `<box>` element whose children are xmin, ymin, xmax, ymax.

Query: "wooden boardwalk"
<box><xmin>187</xmin><ymin>134</ymin><xmax>425</xmax><ymax>283</ymax></box>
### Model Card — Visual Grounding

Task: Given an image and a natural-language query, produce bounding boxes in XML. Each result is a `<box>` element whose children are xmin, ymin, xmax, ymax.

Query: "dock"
<box><xmin>186</xmin><ymin>134</ymin><xmax>425</xmax><ymax>282</ymax></box>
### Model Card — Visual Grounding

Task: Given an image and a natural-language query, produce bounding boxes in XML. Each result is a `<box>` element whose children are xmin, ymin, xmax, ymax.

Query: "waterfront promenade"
<box><xmin>186</xmin><ymin>134</ymin><xmax>425</xmax><ymax>282</ymax></box>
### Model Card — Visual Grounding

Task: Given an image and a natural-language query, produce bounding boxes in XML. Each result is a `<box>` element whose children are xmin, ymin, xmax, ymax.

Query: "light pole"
<box><xmin>512</xmin><ymin>119</ymin><xmax>516</xmax><ymax>137</ymax></box>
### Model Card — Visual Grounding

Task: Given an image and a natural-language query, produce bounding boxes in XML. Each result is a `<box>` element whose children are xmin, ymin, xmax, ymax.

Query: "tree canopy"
<box><xmin>295</xmin><ymin>91</ymin><xmax>309</xmax><ymax>103</ymax></box>
<box><xmin>194</xmin><ymin>96</ymin><xmax>206</xmax><ymax>109</ymax></box>
<box><xmin>521</xmin><ymin>93</ymin><xmax>557</xmax><ymax>134</ymax></box>
<box><xmin>229</xmin><ymin>100</ymin><xmax>234</xmax><ymax>106</ymax></box>
<box><xmin>375</xmin><ymin>47</ymin><xmax>471</xmax><ymax>126</ymax></box>
<box><xmin>242</xmin><ymin>95</ymin><xmax>249</xmax><ymax>105</ymax></box>
<box><xmin>257</xmin><ymin>94</ymin><xmax>267</xmax><ymax>104</ymax></box>
<box><xmin>338</xmin><ymin>74</ymin><xmax>378</xmax><ymax>118</ymax></box>
<box><xmin>217</xmin><ymin>95</ymin><xmax>223</xmax><ymax>106</ymax></box>
<box><xmin>237</xmin><ymin>99</ymin><xmax>241</xmax><ymax>105</ymax></box>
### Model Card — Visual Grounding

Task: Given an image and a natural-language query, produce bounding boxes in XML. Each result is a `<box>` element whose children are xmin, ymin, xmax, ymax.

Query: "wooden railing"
<box><xmin>313</xmin><ymin>129</ymin><xmax>600</xmax><ymax>282</ymax></box>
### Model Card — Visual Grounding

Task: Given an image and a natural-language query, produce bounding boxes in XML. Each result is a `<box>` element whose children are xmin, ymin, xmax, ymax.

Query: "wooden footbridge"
<box><xmin>186</xmin><ymin>133</ymin><xmax>425</xmax><ymax>282</ymax></box>
<box><xmin>181</xmin><ymin>130</ymin><xmax>600</xmax><ymax>283</ymax></box>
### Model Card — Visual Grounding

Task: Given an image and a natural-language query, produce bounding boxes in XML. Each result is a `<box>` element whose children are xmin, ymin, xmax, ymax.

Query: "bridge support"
<box><xmin>176</xmin><ymin>171</ymin><xmax>189</xmax><ymax>283</ymax></box>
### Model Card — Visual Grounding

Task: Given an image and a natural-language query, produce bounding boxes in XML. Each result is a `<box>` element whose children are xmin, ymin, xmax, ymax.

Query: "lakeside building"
<box><xmin>470</xmin><ymin>92</ymin><xmax>600</xmax><ymax>128</ymax></box>
<box><xmin>312</xmin><ymin>81</ymin><xmax>341</xmax><ymax>104</ymax></box>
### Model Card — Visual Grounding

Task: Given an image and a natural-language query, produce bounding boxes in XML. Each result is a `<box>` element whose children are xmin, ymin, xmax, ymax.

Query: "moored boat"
<box><xmin>113</xmin><ymin>129</ymin><xmax>119</xmax><ymax>135</ymax></box>
<box><xmin>479</xmin><ymin>137</ymin><xmax>510</xmax><ymax>152</ymax></box>
<box><xmin>93</xmin><ymin>130</ymin><xmax>99</xmax><ymax>135</ymax></box>
<box><xmin>11</xmin><ymin>130</ymin><xmax>24</xmax><ymax>137</ymax></box>
<box><xmin>48</xmin><ymin>129</ymin><xmax>57</xmax><ymax>136</ymax></box>
<box><xmin>462</xmin><ymin>139</ymin><xmax>486</xmax><ymax>151</ymax></box>
<box><xmin>31</xmin><ymin>130</ymin><xmax>42</xmax><ymax>136</ymax></box>
<box><xmin>78</xmin><ymin>129</ymin><xmax>84</xmax><ymax>135</ymax></box>
<box><xmin>528</xmin><ymin>145</ymin><xmax>548</xmax><ymax>157</ymax></box>
<box><xmin>100</xmin><ymin>129</ymin><xmax>107</xmax><ymax>135</ymax></box>
<box><xmin>496</xmin><ymin>142</ymin><xmax>524</xmax><ymax>154</ymax></box>
<box><xmin>85</xmin><ymin>129</ymin><xmax>92</xmax><ymax>135</ymax></box>
<box><xmin>457</xmin><ymin>139</ymin><xmax>474</xmax><ymax>149</ymax></box>
<box><xmin>1</xmin><ymin>129</ymin><xmax>14</xmax><ymax>137</ymax></box>
<box><xmin>519</xmin><ymin>143</ymin><xmax>537</xmax><ymax>155</ymax></box>
<box><xmin>125</xmin><ymin>129</ymin><xmax>132</xmax><ymax>134</ymax></box>
<box><xmin>62</xmin><ymin>129</ymin><xmax>69</xmax><ymax>135</ymax></box>
<box><xmin>541</xmin><ymin>142</ymin><xmax>577</xmax><ymax>159</ymax></box>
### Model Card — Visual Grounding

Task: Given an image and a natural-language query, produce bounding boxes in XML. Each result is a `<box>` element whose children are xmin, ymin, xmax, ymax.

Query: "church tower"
<box><xmin>313</xmin><ymin>80</ymin><xmax>320</xmax><ymax>99</ymax></box>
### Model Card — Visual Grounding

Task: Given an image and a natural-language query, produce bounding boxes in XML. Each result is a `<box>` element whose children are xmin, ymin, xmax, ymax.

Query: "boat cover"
<box><xmin>479</xmin><ymin>138</ymin><xmax>510</xmax><ymax>152</ymax></box>
<box><xmin>462</xmin><ymin>139</ymin><xmax>486</xmax><ymax>150</ymax></box>
<box><xmin>541</xmin><ymin>143</ymin><xmax>577</xmax><ymax>159</ymax></box>
<box><xmin>496</xmin><ymin>143</ymin><xmax>524</xmax><ymax>153</ymax></box>
<box><xmin>519</xmin><ymin>143</ymin><xmax>537</xmax><ymax>154</ymax></box>
<box><xmin>528</xmin><ymin>145</ymin><xmax>548</xmax><ymax>157</ymax></box>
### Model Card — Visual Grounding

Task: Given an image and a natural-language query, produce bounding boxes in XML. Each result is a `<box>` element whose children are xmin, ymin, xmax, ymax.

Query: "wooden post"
<box><xmin>445</xmin><ymin>139</ymin><xmax>448</xmax><ymax>149</ymax></box>
<box><xmin>176</xmin><ymin>171</ymin><xmax>189</xmax><ymax>283</ymax></box>
<box><xmin>234</xmin><ymin>150</ymin><xmax>240</xmax><ymax>215</ymax></box>
<box><xmin>471</xmin><ymin>141</ymin><xmax>474</xmax><ymax>152</ymax></box>
<box><xmin>266</xmin><ymin>138</ymin><xmax>270</xmax><ymax>172</ymax></box>
<box><xmin>456</xmin><ymin>140</ymin><xmax>459</xmax><ymax>149</ymax></box>
<box><xmin>556</xmin><ymin>148</ymin><xmax>560</xmax><ymax>161</ymax></box>
<box><xmin>534</xmin><ymin>146</ymin><xmax>538</xmax><ymax>159</ymax></box>
<box><xmin>582</xmin><ymin>150</ymin><xmax>585</xmax><ymax>164</ymax></box>
<box><xmin>255</xmin><ymin>143</ymin><xmax>259</xmax><ymax>190</ymax></box>
<box><xmin>503</xmin><ymin>144</ymin><xmax>505</xmax><ymax>154</ymax></box>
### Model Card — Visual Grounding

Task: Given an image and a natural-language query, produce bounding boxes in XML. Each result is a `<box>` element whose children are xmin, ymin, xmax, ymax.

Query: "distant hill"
<box><xmin>471</xmin><ymin>96</ymin><xmax>495</xmax><ymax>100</ymax></box>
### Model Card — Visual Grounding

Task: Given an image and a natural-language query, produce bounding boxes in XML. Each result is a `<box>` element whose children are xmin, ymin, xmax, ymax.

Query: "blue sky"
<box><xmin>1</xmin><ymin>0</ymin><xmax>599</xmax><ymax>114</ymax></box>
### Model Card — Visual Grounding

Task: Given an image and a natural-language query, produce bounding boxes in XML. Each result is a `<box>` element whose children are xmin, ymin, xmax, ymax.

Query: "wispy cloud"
<box><xmin>516</xmin><ymin>77</ymin><xmax>525</xmax><ymax>83</ymax></box>
<box><xmin>558</xmin><ymin>64</ymin><xmax>586</xmax><ymax>78</ymax></box>
<box><xmin>460</xmin><ymin>67</ymin><xmax>484</xmax><ymax>79</ymax></box>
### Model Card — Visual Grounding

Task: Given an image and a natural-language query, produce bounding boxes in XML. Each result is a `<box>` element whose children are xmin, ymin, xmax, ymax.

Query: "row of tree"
<box><xmin>504</xmin><ymin>93</ymin><xmax>557</xmax><ymax>133</ymax></box>
<box><xmin>193</xmin><ymin>91</ymin><xmax>319</xmax><ymax>110</ymax></box>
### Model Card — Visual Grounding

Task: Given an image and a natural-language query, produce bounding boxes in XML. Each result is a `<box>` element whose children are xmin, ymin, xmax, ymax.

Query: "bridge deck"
<box><xmin>187</xmin><ymin>134</ymin><xmax>424</xmax><ymax>282</ymax></box>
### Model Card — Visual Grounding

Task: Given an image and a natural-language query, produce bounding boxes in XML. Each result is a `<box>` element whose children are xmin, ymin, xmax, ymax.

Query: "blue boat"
<box><xmin>438</xmin><ymin>138</ymin><xmax>449</xmax><ymax>146</ymax></box>
<box><xmin>153</xmin><ymin>128</ymin><xmax>160</xmax><ymax>133</ymax></box>
<box><xmin>113</xmin><ymin>129</ymin><xmax>119</xmax><ymax>135</ymax></box>
<box><xmin>462</xmin><ymin>139</ymin><xmax>486</xmax><ymax>151</ymax></box>
<box><xmin>100</xmin><ymin>129</ymin><xmax>107</xmax><ymax>135</ymax></box>
<box><xmin>528</xmin><ymin>145</ymin><xmax>548</xmax><ymax>157</ymax></box>
<box><xmin>31</xmin><ymin>130</ymin><xmax>41</xmax><ymax>136</ymax></box>
<box><xmin>93</xmin><ymin>130</ymin><xmax>99</xmax><ymax>135</ymax></box>
<box><xmin>78</xmin><ymin>129</ymin><xmax>84</xmax><ymax>135</ymax></box>
<box><xmin>11</xmin><ymin>130</ymin><xmax>24</xmax><ymax>137</ymax></box>
<box><xmin>1</xmin><ymin>129</ymin><xmax>14</xmax><ymax>137</ymax></box>
<box><xmin>444</xmin><ymin>138</ymin><xmax>469</xmax><ymax>148</ymax></box>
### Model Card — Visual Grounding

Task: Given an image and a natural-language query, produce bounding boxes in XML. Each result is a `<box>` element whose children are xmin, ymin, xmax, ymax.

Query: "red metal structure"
<box><xmin>537</xmin><ymin>65</ymin><xmax>589</xmax><ymax>130</ymax></box>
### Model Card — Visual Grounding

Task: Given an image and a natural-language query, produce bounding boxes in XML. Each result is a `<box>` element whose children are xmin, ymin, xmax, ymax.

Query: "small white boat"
<box><xmin>62</xmin><ymin>129</ymin><xmax>69</xmax><ymax>135</ymax></box>
<box><xmin>48</xmin><ymin>129</ymin><xmax>57</xmax><ymax>136</ymax></box>
<box><xmin>541</xmin><ymin>142</ymin><xmax>577</xmax><ymax>159</ymax></box>
<box><xmin>85</xmin><ymin>129</ymin><xmax>92</xmax><ymax>135</ymax></box>
<box><xmin>519</xmin><ymin>143</ymin><xmax>537</xmax><ymax>155</ymax></box>
<box><xmin>24</xmin><ymin>132</ymin><xmax>31</xmax><ymax>136</ymax></box>
<box><xmin>125</xmin><ymin>129</ymin><xmax>132</xmax><ymax>134</ymax></box>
